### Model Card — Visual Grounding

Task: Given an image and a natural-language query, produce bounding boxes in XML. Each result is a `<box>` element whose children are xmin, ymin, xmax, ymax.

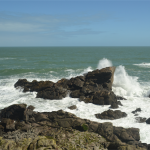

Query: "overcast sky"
<box><xmin>0</xmin><ymin>0</ymin><xmax>150</xmax><ymax>46</ymax></box>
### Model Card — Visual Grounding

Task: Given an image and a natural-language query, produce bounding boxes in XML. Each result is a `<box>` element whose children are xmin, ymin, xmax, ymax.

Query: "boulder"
<box><xmin>68</xmin><ymin>105</ymin><xmax>77</xmax><ymax>110</ymax></box>
<box><xmin>146</xmin><ymin>118</ymin><xmax>150</xmax><ymax>124</ymax></box>
<box><xmin>36</xmin><ymin>86</ymin><xmax>68</xmax><ymax>100</ymax></box>
<box><xmin>0</xmin><ymin>103</ymin><xmax>27</xmax><ymax>121</ymax></box>
<box><xmin>135</xmin><ymin>117</ymin><xmax>146</xmax><ymax>123</ymax></box>
<box><xmin>85</xmin><ymin>67</ymin><xmax>115</xmax><ymax>90</ymax></box>
<box><xmin>132</xmin><ymin>108</ymin><xmax>142</xmax><ymax>114</ymax></box>
<box><xmin>95</xmin><ymin>109</ymin><xmax>127</xmax><ymax>120</ymax></box>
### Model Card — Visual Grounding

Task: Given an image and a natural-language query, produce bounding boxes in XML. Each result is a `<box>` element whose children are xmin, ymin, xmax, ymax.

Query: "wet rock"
<box><xmin>68</xmin><ymin>105</ymin><xmax>77</xmax><ymax>110</ymax></box>
<box><xmin>132</xmin><ymin>108</ymin><xmax>142</xmax><ymax>114</ymax></box>
<box><xmin>14</xmin><ymin>67</ymin><xmax>117</xmax><ymax>107</ymax></box>
<box><xmin>135</xmin><ymin>117</ymin><xmax>146</xmax><ymax>123</ymax></box>
<box><xmin>0</xmin><ymin>103</ymin><xmax>27</xmax><ymax>121</ymax></box>
<box><xmin>110</xmin><ymin>101</ymin><xmax>119</xmax><ymax>109</ymax></box>
<box><xmin>146</xmin><ymin>118</ymin><xmax>150</xmax><ymax>124</ymax></box>
<box><xmin>85</xmin><ymin>67</ymin><xmax>115</xmax><ymax>90</ymax></box>
<box><xmin>36</xmin><ymin>86</ymin><xmax>68</xmax><ymax>100</ymax></box>
<box><xmin>116</xmin><ymin>96</ymin><xmax>127</xmax><ymax>100</ymax></box>
<box><xmin>95</xmin><ymin>109</ymin><xmax>127</xmax><ymax>120</ymax></box>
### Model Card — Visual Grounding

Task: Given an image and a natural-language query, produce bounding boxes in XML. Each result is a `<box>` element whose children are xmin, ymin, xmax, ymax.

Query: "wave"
<box><xmin>0</xmin><ymin>57</ymin><xmax>16</xmax><ymax>60</ymax></box>
<box><xmin>134</xmin><ymin>63</ymin><xmax>150</xmax><ymax>68</ymax></box>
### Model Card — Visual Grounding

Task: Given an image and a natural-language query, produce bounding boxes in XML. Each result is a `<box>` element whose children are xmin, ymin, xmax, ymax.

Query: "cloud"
<box><xmin>0</xmin><ymin>12</ymin><xmax>108</xmax><ymax>35</ymax></box>
<box><xmin>0</xmin><ymin>11</ymin><xmax>110</xmax><ymax>46</ymax></box>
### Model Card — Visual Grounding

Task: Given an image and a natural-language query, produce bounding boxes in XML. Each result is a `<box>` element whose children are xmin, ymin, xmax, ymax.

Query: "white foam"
<box><xmin>97</xmin><ymin>58</ymin><xmax>112</xmax><ymax>69</ymax></box>
<box><xmin>134</xmin><ymin>63</ymin><xmax>150</xmax><ymax>68</ymax></box>
<box><xmin>113</xmin><ymin>65</ymin><xmax>143</xmax><ymax>96</ymax></box>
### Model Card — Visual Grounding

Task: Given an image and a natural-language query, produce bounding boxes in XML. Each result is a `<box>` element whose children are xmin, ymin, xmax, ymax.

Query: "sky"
<box><xmin>0</xmin><ymin>0</ymin><xmax>150</xmax><ymax>46</ymax></box>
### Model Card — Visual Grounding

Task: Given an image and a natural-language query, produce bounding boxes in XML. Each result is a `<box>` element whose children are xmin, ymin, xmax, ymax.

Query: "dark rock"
<box><xmin>113</xmin><ymin>127</ymin><xmax>140</xmax><ymax>142</ymax></box>
<box><xmin>132</xmin><ymin>108</ymin><xmax>142</xmax><ymax>114</ymax></box>
<box><xmin>110</xmin><ymin>101</ymin><xmax>119</xmax><ymax>109</ymax></box>
<box><xmin>146</xmin><ymin>118</ymin><xmax>150</xmax><ymax>124</ymax></box>
<box><xmin>14</xmin><ymin>67</ymin><xmax>118</xmax><ymax>107</ymax></box>
<box><xmin>37</xmin><ymin>86</ymin><xmax>68</xmax><ymax>100</ymax></box>
<box><xmin>116</xmin><ymin>95</ymin><xmax>127</xmax><ymax>100</ymax></box>
<box><xmin>95</xmin><ymin>109</ymin><xmax>127</xmax><ymax>120</ymax></box>
<box><xmin>68</xmin><ymin>105</ymin><xmax>77</xmax><ymax>110</ymax></box>
<box><xmin>70</xmin><ymin>90</ymin><xmax>82</xmax><ymax>98</ymax></box>
<box><xmin>93</xmin><ymin>90</ymin><xmax>117</xmax><ymax>105</ymax></box>
<box><xmin>0</xmin><ymin>104</ymin><xmax>27</xmax><ymax>120</ymax></box>
<box><xmin>0</xmin><ymin>103</ymin><xmax>145</xmax><ymax>150</ymax></box>
<box><xmin>117</xmin><ymin>101</ymin><xmax>123</xmax><ymax>106</ymax></box>
<box><xmin>85</xmin><ymin>67</ymin><xmax>115</xmax><ymax>90</ymax></box>
<box><xmin>135</xmin><ymin>117</ymin><xmax>146</xmax><ymax>123</ymax></box>
<box><xmin>1</xmin><ymin>118</ymin><xmax>15</xmax><ymax>131</ymax></box>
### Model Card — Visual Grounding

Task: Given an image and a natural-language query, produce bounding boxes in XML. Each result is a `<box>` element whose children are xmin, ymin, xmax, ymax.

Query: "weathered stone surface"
<box><xmin>14</xmin><ymin>67</ymin><xmax>118</xmax><ymax>108</ymax></box>
<box><xmin>135</xmin><ymin>117</ymin><xmax>146</xmax><ymax>123</ymax></box>
<box><xmin>0</xmin><ymin>103</ymin><xmax>147</xmax><ymax>150</ymax></box>
<box><xmin>0</xmin><ymin>103</ymin><xmax>27</xmax><ymax>121</ymax></box>
<box><xmin>95</xmin><ymin>110</ymin><xmax>127</xmax><ymax>120</ymax></box>
<box><xmin>146</xmin><ymin>118</ymin><xmax>150</xmax><ymax>124</ymax></box>
<box><xmin>36</xmin><ymin>86</ymin><xmax>68</xmax><ymax>100</ymax></box>
<box><xmin>68</xmin><ymin>105</ymin><xmax>77</xmax><ymax>110</ymax></box>
<box><xmin>132</xmin><ymin>108</ymin><xmax>142</xmax><ymax>114</ymax></box>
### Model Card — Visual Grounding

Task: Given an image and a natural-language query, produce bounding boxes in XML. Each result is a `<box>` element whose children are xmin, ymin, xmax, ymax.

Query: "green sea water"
<box><xmin>0</xmin><ymin>46</ymin><xmax>150</xmax><ymax>82</ymax></box>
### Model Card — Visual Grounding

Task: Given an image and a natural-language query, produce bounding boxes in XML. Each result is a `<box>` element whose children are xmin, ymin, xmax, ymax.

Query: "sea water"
<box><xmin>0</xmin><ymin>46</ymin><xmax>150</xmax><ymax>143</ymax></box>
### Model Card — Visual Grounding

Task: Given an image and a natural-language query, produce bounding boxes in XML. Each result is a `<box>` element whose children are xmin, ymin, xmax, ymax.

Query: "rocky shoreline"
<box><xmin>0</xmin><ymin>67</ymin><xmax>150</xmax><ymax>150</ymax></box>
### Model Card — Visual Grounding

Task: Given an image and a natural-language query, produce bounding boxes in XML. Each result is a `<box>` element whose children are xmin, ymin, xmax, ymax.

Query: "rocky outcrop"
<box><xmin>132</xmin><ymin>108</ymin><xmax>142</xmax><ymax>115</ymax></box>
<box><xmin>135</xmin><ymin>117</ymin><xmax>146</xmax><ymax>123</ymax></box>
<box><xmin>68</xmin><ymin>105</ymin><xmax>77</xmax><ymax>110</ymax></box>
<box><xmin>95</xmin><ymin>110</ymin><xmax>127</xmax><ymax>120</ymax></box>
<box><xmin>15</xmin><ymin>67</ymin><xmax>120</xmax><ymax>108</ymax></box>
<box><xmin>0</xmin><ymin>104</ymin><xmax>148</xmax><ymax>150</ymax></box>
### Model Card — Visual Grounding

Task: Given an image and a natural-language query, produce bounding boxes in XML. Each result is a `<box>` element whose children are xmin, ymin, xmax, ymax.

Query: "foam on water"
<box><xmin>134</xmin><ymin>63</ymin><xmax>150</xmax><ymax>68</ymax></box>
<box><xmin>97</xmin><ymin>58</ymin><xmax>112</xmax><ymax>69</ymax></box>
<box><xmin>1</xmin><ymin>58</ymin><xmax>150</xmax><ymax>143</ymax></box>
<box><xmin>113</xmin><ymin>65</ymin><xmax>143</xmax><ymax>97</ymax></box>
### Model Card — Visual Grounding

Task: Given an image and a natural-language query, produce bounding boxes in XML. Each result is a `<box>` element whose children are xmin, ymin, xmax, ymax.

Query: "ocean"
<box><xmin>0</xmin><ymin>46</ymin><xmax>150</xmax><ymax>143</ymax></box>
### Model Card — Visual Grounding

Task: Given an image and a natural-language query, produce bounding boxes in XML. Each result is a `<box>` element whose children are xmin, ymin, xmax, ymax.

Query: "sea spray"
<box><xmin>97</xmin><ymin>58</ymin><xmax>112</xmax><ymax>69</ymax></box>
<box><xmin>113</xmin><ymin>65</ymin><xmax>143</xmax><ymax>97</ymax></box>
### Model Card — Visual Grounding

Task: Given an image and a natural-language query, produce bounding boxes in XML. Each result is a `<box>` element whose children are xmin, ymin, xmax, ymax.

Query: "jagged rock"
<box><xmin>116</xmin><ymin>96</ymin><xmax>127</xmax><ymax>100</ymax></box>
<box><xmin>36</xmin><ymin>86</ymin><xmax>68</xmax><ymax>100</ymax></box>
<box><xmin>135</xmin><ymin>117</ymin><xmax>146</xmax><ymax>123</ymax></box>
<box><xmin>95</xmin><ymin>110</ymin><xmax>127</xmax><ymax>120</ymax></box>
<box><xmin>0</xmin><ymin>104</ymin><xmax>147</xmax><ymax>150</ymax></box>
<box><xmin>68</xmin><ymin>105</ymin><xmax>77</xmax><ymax>110</ymax></box>
<box><xmin>14</xmin><ymin>67</ymin><xmax>117</xmax><ymax>107</ymax></box>
<box><xmin>146</xmin><ymin>118</ymin><xmax>150</xmax><ymax>124</ymax></box>
<box><xmin>0</xmin><ymin>103</ymin><xmax>27</xmax><ymax>120</ymax></box>
<box><xmin>110</xmin><ymin>101</ymin><xmax>119</xmax><ymax>109</ymax></box>
<box><xmin>132</xmin><ymin>108</ymin><xmax>142</xmax><ymax>114</ymax></box>
<box><xmin>93</xmin><ymin>90</ymin><xmax>118</xmax><ymax>106</ymax></box>
<box><xmin>85</xmin><ymin>67</ymin><xmax>116</xmax><ymax>90</ymax></box>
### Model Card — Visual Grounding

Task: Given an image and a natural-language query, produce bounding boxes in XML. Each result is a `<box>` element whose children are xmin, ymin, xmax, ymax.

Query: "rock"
<box><xmin>110</xmin><ymin>101</ymin><xmax>119</xmax><ymax>109</ymax></box>
<box><xmin>132</xmin><ymin>108</ymin><xmax>142</xmax><ymax>114</ymax></box>
<box><xmin>85</xmin><ymin>67</ymin><xmax>116</xmax><ymax>90</ymax></box>
<box><xmin>14</xmin><ymin>67</ymin><xmax>117</xmax><ymax>107</ymax></box>
<box><xmin>95</xmin><ymin>110</ymin><xmax>127</xmax><ymax>120</ymax></box>
<box><xmin>116</xmin><ymin>96</ymin><xmax>127</xmax><ymax>100</ymax></box>
<box><xmin>0</xmin><ymin>103</ymin><xmax>27</xmax><ymax>121</ymax></box>
<box><xmin>93</xmin><ymin>90</ymin><xmax>117</xmax><ymax>106</ymax></box>
<box><xmin>146</xmin><ymin>118</ymin><xmax>150</xmax><ymax>124</ymax></box>
<box><xmin>0</xmin><ymin>103</ymin><xmax>147</xmax><ymax>150</ymax></box>
<box><xmin>1</xmin><ymin>118</ymin><xmax>15</xmax><ymax>131</ymax></box>
<box><xmin>135</xmin><ymin>117</ymin><xmax>146</xmax><ymax>123</ymax></box>
<box><xmin>37</xmin><ymin>86</ymin><xmax>68</xmax><ymax>100</ymax></box>
<box><xmin>68</xmin><ymin>105</ymin><xmax>77</xmax><ymax>110</ymax></box>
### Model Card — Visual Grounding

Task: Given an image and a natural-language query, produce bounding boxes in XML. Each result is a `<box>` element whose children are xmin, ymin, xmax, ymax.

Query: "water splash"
<box><xmin>97</xmin><ymin>58</ymin><xmax>112</xmax><ymax>69</ymax></box>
